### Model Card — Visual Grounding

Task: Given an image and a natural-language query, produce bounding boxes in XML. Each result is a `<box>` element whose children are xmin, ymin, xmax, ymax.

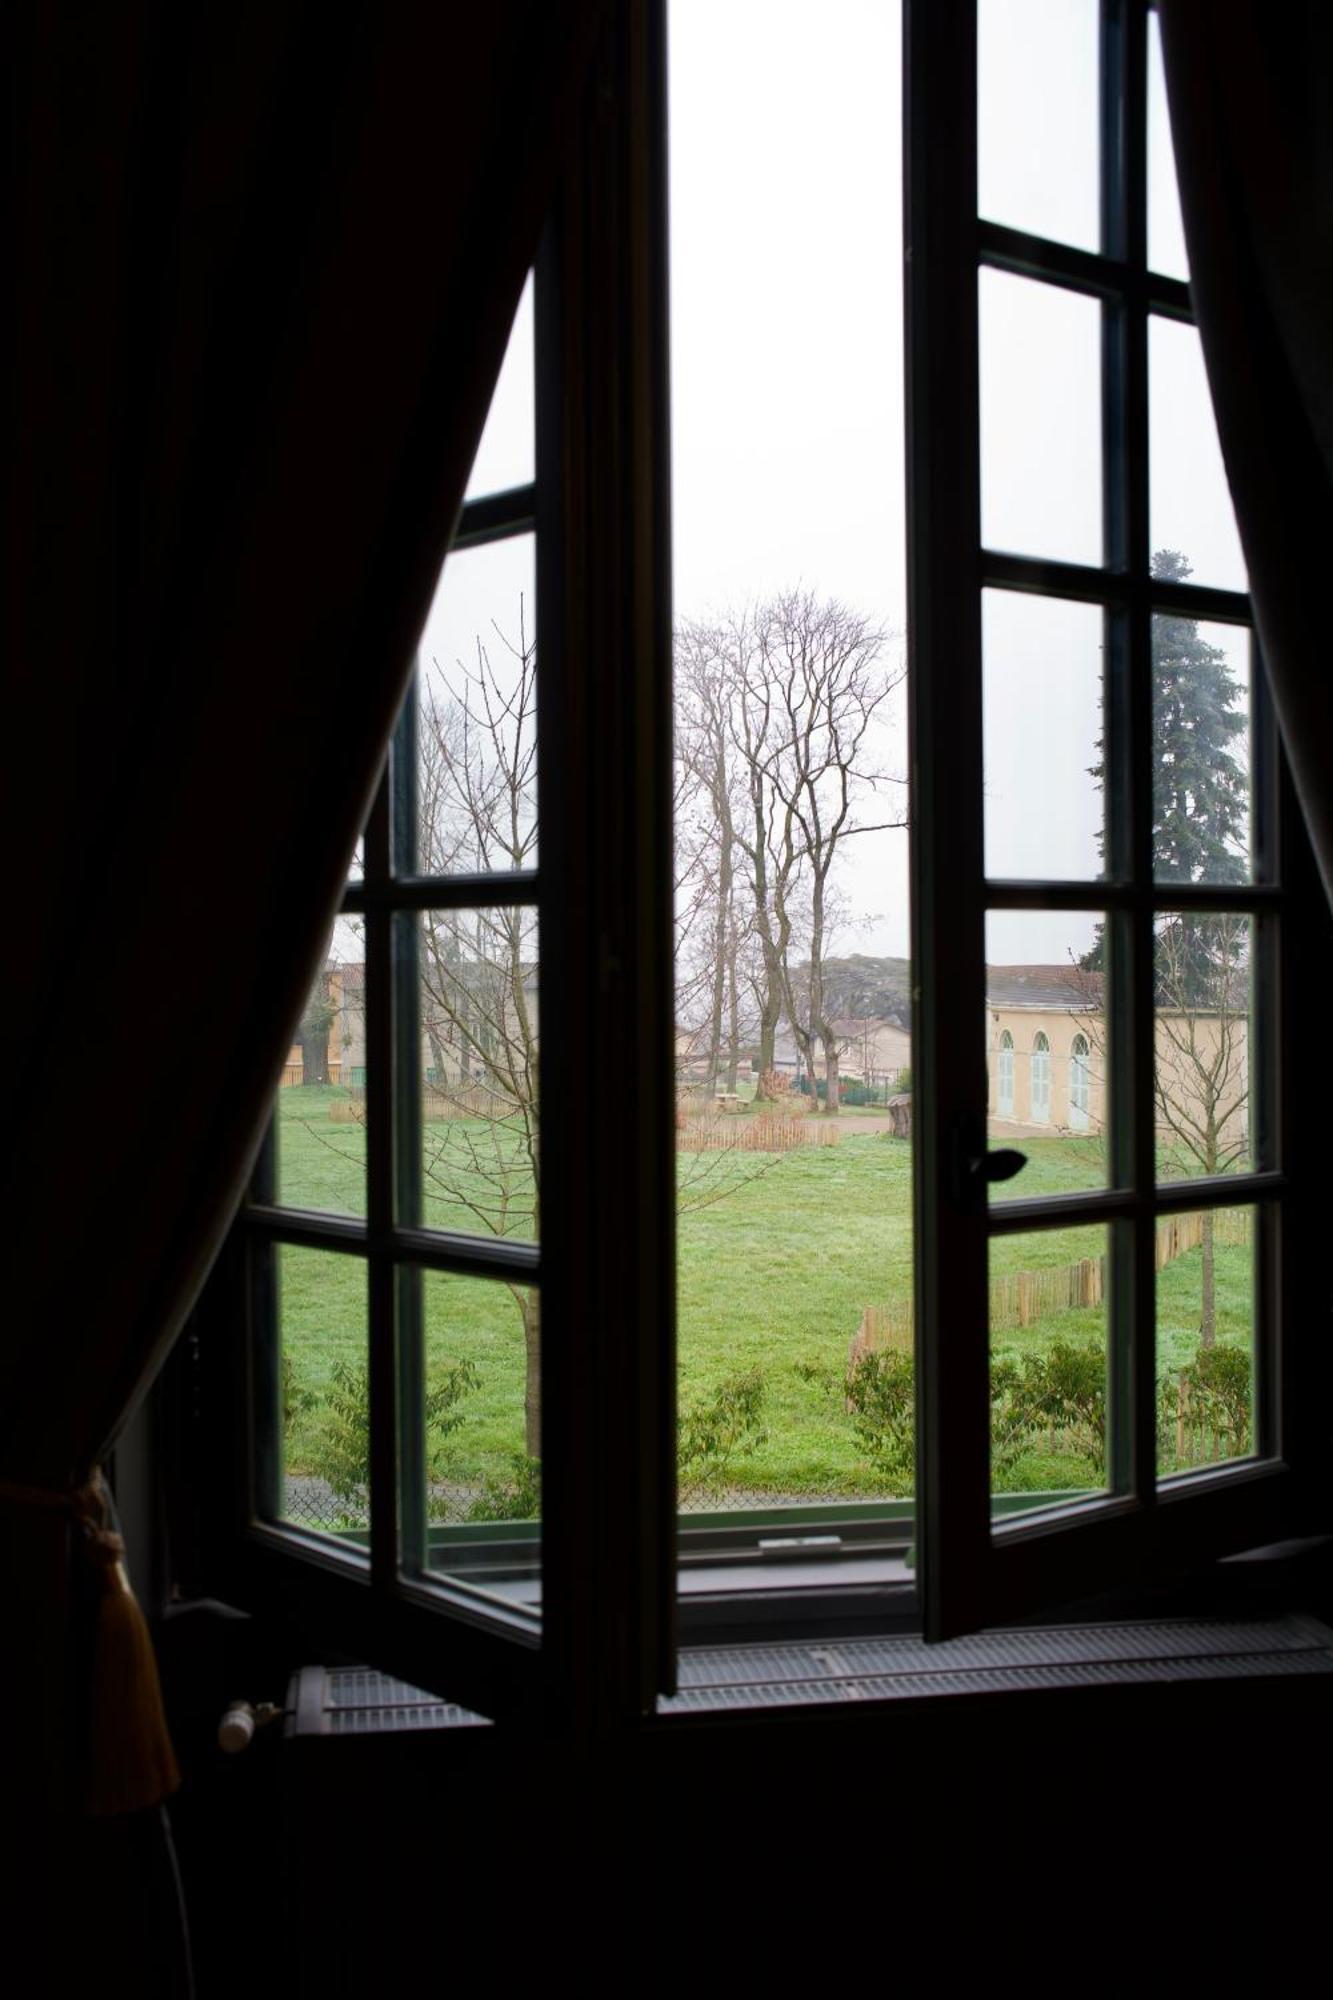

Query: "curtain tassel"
<box><xmin>0</xmin><ymin>1470</ymin><xmax>181</xmax><ymax>1815</ymax></box>
<box><xmin>82</xmin><ymin>1505</ymin><xmax>181</xmax><ymax>1817</ymax></box>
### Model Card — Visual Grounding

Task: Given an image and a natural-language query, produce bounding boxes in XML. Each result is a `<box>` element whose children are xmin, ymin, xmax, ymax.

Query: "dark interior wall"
<box><xmin>162</xmin><ymin>1650</ymin><xmax>1332</xmax><ymax>1995</ymax></box>
<box><xmin>151</xmin><ymin>1532</ymin><xmax>1333</xmax><ymax>1998</ymax></box>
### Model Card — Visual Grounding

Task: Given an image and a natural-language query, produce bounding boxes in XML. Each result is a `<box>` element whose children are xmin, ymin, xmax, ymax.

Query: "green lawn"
<box><xmin>275</xmin><ymin>1087</ymin><xmax>1254</xmax><ymax>1507</ymax></box>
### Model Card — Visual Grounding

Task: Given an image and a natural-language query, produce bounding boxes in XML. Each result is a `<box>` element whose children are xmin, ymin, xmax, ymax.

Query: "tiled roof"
<box><xmin>985</xmin><ymin>964</ymin><xmax>1102</xmax><ymax>1011</ymax></box>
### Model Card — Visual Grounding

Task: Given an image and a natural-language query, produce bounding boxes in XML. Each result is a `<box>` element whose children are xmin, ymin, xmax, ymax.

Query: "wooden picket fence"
<box><xmin>423</xmin><ymin>1082</ymin><xmax>520</xmax><ymax>1122</ymax></box>
<box><xmin>1171</xmin><ymin>1369</ymin><xmax>1250</xmax><ymax>1466</ymax></box>
<box><xmin>852</xmin><ymin>1207</ymin><xmax>1252</xmax><ymax>1362</ymax></box>
<box><xmin>676</xmin><ymin>1112</ymin><xmax>839</xmax><ymax>1153</ymax></box>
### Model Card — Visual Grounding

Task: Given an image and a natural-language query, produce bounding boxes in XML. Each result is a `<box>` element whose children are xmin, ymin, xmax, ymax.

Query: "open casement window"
<box><xmin>189</xmin><ymin>0</ymin><xmax>1333</xmax><ymax>1721</ymax></box>
<box><xmin>196</xmin><ymin>6</ymin><xmax>675</xmax><ymax>1730</ymax></box>
<box><xmin>909</xmin><ymin>0</ymin><xmax>1328</xmax><ymax>1641</ymax></box>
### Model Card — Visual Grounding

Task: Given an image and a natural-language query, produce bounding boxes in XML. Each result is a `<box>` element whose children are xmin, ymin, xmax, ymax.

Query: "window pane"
<box><xmin>983</xmin><ymin>590</ymin><xmax>1105</xmax><ymax>880</ymax></box>
<box><xmin>1152</xmin><ymin>609</ymin><xmax>1250</xmax><ymax>885</ymax></box>
<box><xmin>1147</xmin><ymin>10</ymin><xmax>1189</xmax><ymax>282</ymax></box>
<box><xmin>668</xmin><ymin>1</ymin><xmax>904</xmax><ymax>615</ymax></box>
<box><xmin>990</xmin><ymin>1225</ymin><xmax>1111</xmax><ymax>1520</ymax></box>
<box><xmin>980</xmin><ymin>270</ymin><xmax>1103</xmax><ymax>566</ymax></box>
<box><xmin>1157</xmin><ymin>1206</ymin><xmax>1256</xmax><ymax>1478</ymax></box>
<box><xmin>978</xmin><ymin>0</ymin><xmax>1100</xmax><ymax>253</ymax></box>
<box><xmin>987</xmin><ymin>910</ymin><xmax>1109</xmax><ymax>1195</ymax></box>
<box><xmin>1155</xmin><ymin>912</ymin><xmax>1253</xmax><ymax>1183</ymax></box>
<box><xmin>422</xmin><ymin>1272</ymin><xmax>541</xmax><ymax>1590</ymax></box>
<box><xmin>417</xmin><ymin>536</ymin><xmax>537</xmax><ymax>875</ymax></box>
<box><xmin>276</xmin><ymin>958</ymin><xmax>366</xmax><ymax>1217</ymax></box>
<box><xmin>419</xmin><ymin>906</ymin><xmax>539</xmax><ymax>1243</ymax></box>
<box><xmin>670</xmin><ymin>2</ymin><xmax>911</xmax><ymax>1525</ymax></box>
<box><xmin>275</xmin><ymin>1246</ymin><xmax>370</xmax><ymax>1541</ymax></box>
<box><xmin>678</xmin><ymin>1122</ymin><xmax>916</xmax><ymax>1511</ymax></box>
<box><xmin>1149</xmin><ymin>316</ymin><xmax>1247</xmax><ymax>594</ymax></box>
<box><xmin>464</xmin><ymin>270</ymin><xmax>534</xmax><ymax>500</ymax></box>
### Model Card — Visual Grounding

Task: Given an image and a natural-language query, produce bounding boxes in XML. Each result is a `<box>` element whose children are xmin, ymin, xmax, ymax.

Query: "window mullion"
<box><xmin>906</xmin><ymin>0</ymin><xmax>992</xmax><ymax>1641</ymax></box>
<box><xmin>364</xmin><ymin>762</ymin><xmax>398</xmax><ymax>1590</ymax></box>
<box><xmin>537</xmin><ymin>0</ymin><xmax>676</xmax><ymax>1727</ymax></box>
<box><xmin>390</xmin><ymin>682</ymin><xmax>427</xmax><ymax>1579</ymax></box>
<box><xmin>1121</xmin><ymin>0</ymin><xmax>1159</xmax><ymax>1507</ymax></box>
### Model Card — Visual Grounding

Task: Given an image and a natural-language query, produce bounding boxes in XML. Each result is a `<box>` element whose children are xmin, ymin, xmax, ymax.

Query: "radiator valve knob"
<box><xmin>218</xmin><ymin>1701</ymin><xmax>256</xmax><ymax>1754</ymax></box>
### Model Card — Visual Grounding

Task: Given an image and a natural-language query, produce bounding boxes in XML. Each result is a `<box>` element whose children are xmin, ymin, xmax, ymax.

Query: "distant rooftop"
<box><xmin>986</xmin><ymin>964</ymin><xmax>1101</xmax><ymax>1011</ymax></box>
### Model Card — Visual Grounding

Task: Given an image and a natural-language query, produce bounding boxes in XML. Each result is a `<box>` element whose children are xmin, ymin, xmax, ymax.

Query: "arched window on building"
<box><xmin>1031</xmin><ymin>1031</ymin><xmax>1051</xmax><ymax>1124</ymax></box>
<box><xmin>997</xmin><ymin>1030</ymin><xmax>1014</xmax><ymax>1117</ymax></box>
<box><xmin>1069</xmin><ymin>1032</ymin><xmax>1090</xmax><ymax>1132</ymax></box>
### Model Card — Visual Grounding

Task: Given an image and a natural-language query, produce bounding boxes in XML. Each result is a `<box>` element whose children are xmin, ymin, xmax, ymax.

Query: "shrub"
<box><xmin>992</xmin><ymin>1339</ymin><xmax>1106</xmax><ymax>1475</ymax></box>
<box><xmin>1158</xmin><ymin>1342</ymin><xmax>1251</xmax><ymax>1464</ymax></box>
<box><xmin>467</xmin><ymin>1452</ymin><xmax>542</xmax><ymax>1522</ymax></box>
<box><xmin>843</xmin><ymin>1348</ymin><xmax>916</xmax><ymax>1488</ymax></box>
<box><xmin>282</xmin><ymin>1352</ymin><xmax>316</xmax><ymax>1443</ymax></box>
<box><xmin>804</xmin><ymin>1333</ymin><xmax>1108</xmax><ymax>1493</ymax></box>
<box><xmin>309</xmin><ymin>1356</ymin><xmax>477</xmax><ymax>1509</ymax></box>
<box><xmin>678</xmin><ymin>1368</ymin><xmax>768</xmax><ymax>1495</ymax></box>
<box><xmin>798</xmin><ymin>1350</ymin><xmax>915</xmax><ymax>1492</ymax></box>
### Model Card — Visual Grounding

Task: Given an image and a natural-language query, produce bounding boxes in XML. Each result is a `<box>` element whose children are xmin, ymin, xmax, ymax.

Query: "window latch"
<box><xmin>950</xmin><ymin>1114</ymin><xmax>1026</xmax><ymax>1208</ymax></box>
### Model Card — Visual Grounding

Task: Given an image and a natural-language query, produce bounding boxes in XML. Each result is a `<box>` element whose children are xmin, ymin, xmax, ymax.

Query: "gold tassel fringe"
<box><xmin>84</xmin><ymin>1549</ymin><xmax>181</xmax><ymax>1817</ymax></box>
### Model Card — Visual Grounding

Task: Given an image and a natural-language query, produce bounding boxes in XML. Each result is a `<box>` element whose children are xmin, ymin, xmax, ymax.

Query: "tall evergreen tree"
<box><xmin>1081</xmin><ymin>548</ymin><xmax>1248</xmax><ymax>986</ymax></box>
<box><xmin>1148</xmin><ymin>547</ymin><xmax>1248</xmax><ymax>894</ymax></box>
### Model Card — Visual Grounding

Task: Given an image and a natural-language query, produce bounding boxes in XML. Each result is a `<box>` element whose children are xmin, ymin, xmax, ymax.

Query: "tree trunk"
<box><xmin>522</xmin><ymin>1287</ymin><xmax>541</xmax><ymax>1457</ymax></box>
<box><xmin>754</xmin><ymin>992</ymin><xmax>781</xmax><ymax>1095</ymax></box>
<box><xmin>822</xmin><ymin>1038</ymin><xmax>840</xmax><ymax>1115</ymax></box>
<box><xmin>301</xmin><ymin>1028</ymin><xmax>330</xmax><ymax>1086</ymax></box>
<box><xmin>724</xmin><ymin>940</ymin><xmax>740</xmax><ymax>1093</ymax></box>
<box><xmin>425</xmin><ymin>1024</ymin><xmax>450</xmax><ymax>1087</ymax></box>
<box><xmin>1200</xmin><ymin>1211</ymin><xmax>1216</xmax><ymax>1348</ymax></box>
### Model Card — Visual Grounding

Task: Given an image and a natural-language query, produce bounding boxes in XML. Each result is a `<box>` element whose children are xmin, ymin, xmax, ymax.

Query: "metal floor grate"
<box><xmin>659</xmin><ymin>1614</ymin><xmax>1333</xmax><ymax>1713</ymax></box>
<box><xmin>298</xmin><ymin>1616</ymin><xmax>1333</xmax><ymax>1729</ymax></box>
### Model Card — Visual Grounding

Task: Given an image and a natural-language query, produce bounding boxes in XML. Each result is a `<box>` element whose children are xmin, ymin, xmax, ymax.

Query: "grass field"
<box><xmin>275</xmin><ymin>1086</ymin><xmax>1255</xmax><ymax>1509</ymax></box>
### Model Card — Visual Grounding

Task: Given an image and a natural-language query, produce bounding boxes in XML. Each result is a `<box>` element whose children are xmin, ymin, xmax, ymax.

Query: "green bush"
<box><xmin>308</xmin><ymin>1356</ymin><xmax>477</xmax><ymax>1509</ymax></box>
<box><xmin>802</xmin><ymin>1334</ymin><xmax>1107</xmax><ymax>1494</ymax></box>
<box><xmin>466</xmin><ymin>1452</ymin><xmax>541</xmax><ymax>1522</ymax></box>
<box><xmin>678</xmin><ymin>1368</ymin><xmax>768</xmax><ymax>1495</ymax></box>
<box><xmin>843</xmin><ymin>1349</ymin><xmax>916</xmax><ymax>1488</ymax></box>
<box><xmin>1158</xmin><ymin>1342</ymin><xmax>1251</xmax><ymax>1464</ymax></box>
<box><xmin>282</xmin><ymin>1351</ymin><xmax>317</xmax><ymax>1443</ymax></box>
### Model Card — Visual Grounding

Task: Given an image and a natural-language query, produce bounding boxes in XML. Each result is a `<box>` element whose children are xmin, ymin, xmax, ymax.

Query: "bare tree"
<box><xmin>675</xmin><ymin>621</ymin><xmax>754</xmax><ymax>1097</ymax></box>
<box><xmin>675</xmin><ymin>597</ymin><xmax>906</xmax><ymax>1110</ymax></box>
<box><xmin>752</xmin><ymin>591</ymin><xmax>906</xmax><ymax>1114</ymax></box>
<box><xmin>1154</xmin><ymin>911</ymin><xmax>1250</xmax><ymax>1346</ymax></box>
<box><xmin>1062</xmin><ymin>911</ymin><xmax>1249</xmax><ymax>1347</ymax></box>
<box><xmin>418</xmin><ymin>605</ymin><xmax>541</xmax><ymax>1452</ymax></box>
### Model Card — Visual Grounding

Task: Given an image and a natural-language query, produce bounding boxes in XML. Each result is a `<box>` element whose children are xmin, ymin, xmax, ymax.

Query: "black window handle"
<box><xmin>949</xmin><ymin>1116</ymin><xmax>1028</xmax><ymax>1208</ymax></box>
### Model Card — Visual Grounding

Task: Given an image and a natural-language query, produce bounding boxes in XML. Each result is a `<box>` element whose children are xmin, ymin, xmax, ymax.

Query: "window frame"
<box><xmin>190</xmin><ymin>2</ymin><xmax>676</xmax><ymax>1730</ymax></box>
<box><xmin>178</xmin><ymin>0</ymin><xmax>1333</xmax><ymax>1714</ymax></box>
<box><xmin>908</xmin><ymin>0</ymin><xmax>1328</xmax><ymax>1642</ymax></box>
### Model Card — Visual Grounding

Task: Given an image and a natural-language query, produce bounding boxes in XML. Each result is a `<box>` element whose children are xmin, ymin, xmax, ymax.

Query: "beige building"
<box><xmin>319</xmin><ymin>957</ymin><xmax>539</xmax><ymax>1097</ymax></box>
<box><xmin>769</xmin><ymin>1016</ymin><xmax>912</xmax><ymax>1091</ymax></box>
<box><xmin>986</xmin><ymin>964</ymin><xmax>1249</xmax><ymax>1162</ymax></box>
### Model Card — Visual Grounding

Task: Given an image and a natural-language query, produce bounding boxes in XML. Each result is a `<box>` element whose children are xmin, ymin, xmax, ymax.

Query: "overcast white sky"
<box><xmin>410</xmin><ymin>0</ymin><xmax>1249</xmax><ymax>974</ymax></box>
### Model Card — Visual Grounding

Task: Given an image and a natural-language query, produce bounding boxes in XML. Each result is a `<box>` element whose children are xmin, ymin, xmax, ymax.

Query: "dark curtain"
<box><xmin>1</xmin><ymin>0</ymin><xmax>600</xmax><ymax>1862</ymax></box>
<box><xmin>1159</xmin><ymin>1</ymin><xmax>1333</xmax><ymax>907</ymax></box>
